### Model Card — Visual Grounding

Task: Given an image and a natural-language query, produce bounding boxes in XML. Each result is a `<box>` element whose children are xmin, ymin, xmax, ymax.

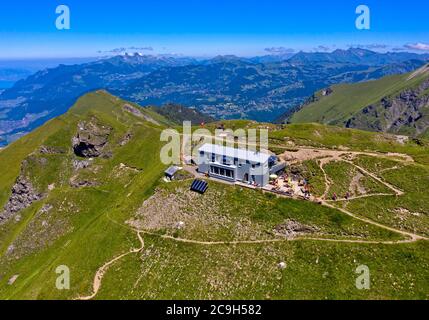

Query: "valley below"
<box><xmin>1</xmin><ymin>49</ymin><xmax>428</xmax><ymax>146</ymax></box>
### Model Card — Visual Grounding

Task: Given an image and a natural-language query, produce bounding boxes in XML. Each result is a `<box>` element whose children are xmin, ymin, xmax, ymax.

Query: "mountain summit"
<box><xmin>289</xmin><ymin>48</ymin><xmax>429</xmax><ymax>65</ymax></box>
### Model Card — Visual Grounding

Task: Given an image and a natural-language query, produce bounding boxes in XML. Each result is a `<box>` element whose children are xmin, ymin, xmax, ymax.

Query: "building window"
<box><xmin>200</xmin><ymin>151</ymin><xmax>204</xmax><ymax>156</ymax></box>
<box><xmin>210</xmin><ymin>166</ymin><xmax>234</xmax><ymax>179</ymax></box>
<box><xmin>234</xmin><ymin>157</ymin><xmax>238</xmax><ymax>165</ymax></box>
<box><xmin>211</xmin><ymin>166</ymin><xmax>220</xmax><ymax>175</ymax></box>
<box><xmin>211</xmin><ymin>154</ymin><xmax>216</xmax><ymax>162</ymax></box>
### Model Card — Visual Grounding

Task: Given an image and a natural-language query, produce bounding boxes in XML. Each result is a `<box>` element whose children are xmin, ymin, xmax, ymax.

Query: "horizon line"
<box><xmin>1</xmin><ymin>47</ymin><xmax>429</xmax><ymax>61</ymax></box>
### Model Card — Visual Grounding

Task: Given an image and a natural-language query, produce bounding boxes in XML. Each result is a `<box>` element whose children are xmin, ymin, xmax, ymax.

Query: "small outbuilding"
<box><xmin>165</xmin><ymin>166</ymin><xmax>180</xmax><ymax>180</ymax></box>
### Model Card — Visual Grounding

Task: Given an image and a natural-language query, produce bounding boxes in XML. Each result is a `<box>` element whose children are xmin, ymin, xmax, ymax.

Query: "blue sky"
<box><xmin>0</xmin><ymin>0</ymin><xmax>428</xmax><ymax>58</ymax></box>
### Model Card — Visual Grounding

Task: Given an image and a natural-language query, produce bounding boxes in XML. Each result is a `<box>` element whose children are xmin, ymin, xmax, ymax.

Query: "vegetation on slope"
<box><xmin>96</xmin><ymin>236</ymin><xmax>429</xmax><ymax>300</ymax></box>
<box><xmin>289</xmin><ymin>64</ymin><xmax>429</xmax><ymax>137</ymax></box>
<box><xmin>149</xmin><ymin>103</ymin><xmax>215</xmax><ymax>125</ymax></box>
<box><xmin>0</xmin><ymin>90</ymin><xmax>167</xmax><ymax>299</ymax></box>
<box><xmin>0</xmin><ymin>92</ymin><xmax>427</xmax><ymax>300</ymax></box>
<box><xmin>270</xmin><ymin>123</ymin><xmax>429</xmax><ymax>165</ymax></box>
<box><xmin>129</xmin><ymin>180</ymin><xmax>401</xmax><ymax>243</ymax></box>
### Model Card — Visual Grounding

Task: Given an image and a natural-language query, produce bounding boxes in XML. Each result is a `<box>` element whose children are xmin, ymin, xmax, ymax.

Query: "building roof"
<box><xmin>198</xmin><ymin>143</ymin><xmax>271</xmax><ymax>163</ymax></box>
<box><xmin>165</xmin><ymin>166</ymin><xmax>180</xmax><ymax>177</ymax></box>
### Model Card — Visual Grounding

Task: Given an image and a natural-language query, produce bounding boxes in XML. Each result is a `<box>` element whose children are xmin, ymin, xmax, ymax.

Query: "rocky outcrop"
<box><xmin>123</xmin><ymin>104</ymin><xmax>160</xmax><ymax>125</ymax></box>
<box><xmin>72</xmin><ymin>118</ymin><xmax>112</xmax><ymax>158</ymax></box>
<box><xmin>123</xmin><ymin>104</ymin><xmax>144</xmax><ymax>118</ymax></box>
<box><xmin>273</xmin><ymin>220</ymin><xmax>318</xmax><ymax>239</ymax></box>
<box><xmin>0</xmin><ymin>176</ymin><xmax>43</xmax><ymax>224</ymax></box>
<box><xmin>322</xmin><ymin>87</ymin><xmax>333</xmax><ymax>96</ymax></box>
<box><xmin>39</xmin><ymin>145</ymin><xmax>66</xmax><ymax>155</ymax></box>
<box><xmin>72</xmin><ymin>159</ymin><xmax>91</xmax><ymax>170</ymax></box>
<box><xmin>119</xmin><ymin>132</ymin><xmax>133</xmax><ymax>146</ymax></box>
<box><xmin>69</xmin><ymin>179</ymin><xmax>98</xmax><ymax>188</ymax></box>
<box><xmin>346</xmin><ymin>78</ymin><xmax>429</xmax><ymax>136</ymax></box>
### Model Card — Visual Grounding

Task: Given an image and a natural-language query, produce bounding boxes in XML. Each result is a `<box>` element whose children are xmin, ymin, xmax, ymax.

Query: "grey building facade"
<box><xmin>198</xmin><ymin>144</ymin><xmax>270</xmax><ymax>187</ymax></box>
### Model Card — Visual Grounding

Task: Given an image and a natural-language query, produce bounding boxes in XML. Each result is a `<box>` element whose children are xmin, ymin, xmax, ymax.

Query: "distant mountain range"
<box><xmin>288</xmin><ymin>48</ymin><xmax>429</xmax><ymax>65</ymax></box>
<box><xmin>0</xmin><ymin>68</ymin><xmax>33</xmax><ymax>89</ymax></box>
<box><xmin>1</xmin><ymin>49</ymin><xmax>429</xmax><ymax>146</ymax></box>
<box><xmin>286</xmin><ymin>64</ymin><xmax>429</xmax><ymax>138</ymax></box>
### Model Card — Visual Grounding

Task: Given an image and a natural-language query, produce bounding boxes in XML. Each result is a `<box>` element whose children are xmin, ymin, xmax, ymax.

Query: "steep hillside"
<box><xmin>149</xmin><ymin>103</ymin><xmax>215</xmax><ymax>125</ymax></box>
<box><xmin>0</xmin><ymin>93</ymin><xmax>428</xmax><ymax>300</ymax></box>
<box><xmin>0</xmin><ymin>90</ymin><xmax>168</xmax><ymax>299</ymax></box>
<box><xmin>288</xmin><ymin>64</ymin><xmax>429</xmax><ymax>137</ymax></box>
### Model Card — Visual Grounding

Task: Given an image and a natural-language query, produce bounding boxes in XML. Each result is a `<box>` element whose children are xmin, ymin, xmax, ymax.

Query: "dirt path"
<box><xmin>314</xmin><ymin>158</ymin><xmax>422</xmax><ymax>240</ymax></box>
<box><xmin>184</xmin><ymin>142</ymin><xmax>421</xmax><ymax>242</ymax></box>
<box><xmin>261</xmin><ymin>190</ymin><xmax>426</xmax><ymax>242</ymax></box>
<box><xmin>277</xmin><ymin>146</ymin><xmax>414</xmax><ymax>164</ymax></box>
<box><xmin>182</xmin><ymin>133</ymin><xmax>415</xmax><ymax>166</ymax></box>
<box><xmin>314</xmin><ymin>151</ymin><xmax>404</xmax><ymax>198</ymax></box>
<box><xmin>139</xmin><ymin>229</ymin><xmax>421</xmax><ymax>245</ymax></box>
<box><xmin>320</xmin><ymin>201</ymin><xmax>425</xmax><ymax>241</ymax></box>
<box><xmin>345</xmin><ymin>160</ymin><xmax>404</xmax><ymax>196</ymax></box>
<box><xmin>318</xmin><ymin>160</ymin><xmax>332</xmax><ymax>200</ymax></box>
<box><xmin>191</xmin><ymin>132</ymin><xmax>415</xmax><ymax>163</ymax></box>
<box><xmin>182</xmin><ymin>164</ymin><xmax>199</xmax><ymax>178</ymax></box>
<box><xmin>325</xmin><ymin>193</ymin><xmax>395</xmax><ymax>202</ymax></box>
<box><xmin>111</xmin><ymin>212</ymin><xmax>426</xmax><ymax>248</ymax></box>
<box><xmin>350</xmin><ymin>172</ymin><xmax>366</xmax><ymax>195</ymax></box>
<box><xmin>76</xmin><ymin>142</ymin><xmax>424</xmax><ymax>300</ymax></box>
<box><xmin>76</xmin><ymin>197</ymin><xmax>427</xmax><ymax>300</ymax></box>
<box><xmin>75</xmin><ymin>230</ymin><xmax>144</xmax><ymax>300</ymax></box>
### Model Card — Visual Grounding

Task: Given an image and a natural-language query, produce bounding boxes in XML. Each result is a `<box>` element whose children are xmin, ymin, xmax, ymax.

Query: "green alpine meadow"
<box><xmin>0</xmin><ymin>90</ymin><xmax>428</xmax><ymax>300</ymax></box>
<box><xmin>1</xmin><ymin>0</ymin><xmax>429</xmax><ymax>304</ymax></box>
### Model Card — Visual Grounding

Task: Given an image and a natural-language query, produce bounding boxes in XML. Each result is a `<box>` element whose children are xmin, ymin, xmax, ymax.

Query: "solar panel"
<box><xmin>190</xmin><ymin>179</ymin><xmax>208</xmax><ymax>194</ymax></box>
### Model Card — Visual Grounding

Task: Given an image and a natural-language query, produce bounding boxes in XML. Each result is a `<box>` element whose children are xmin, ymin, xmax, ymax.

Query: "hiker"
<box><xmin>345</xmin><ymin>192</ymin><xmax>350</xmax><ymax>200</ymax></box>
<box><xmin>332</xmin><ymin>193</ymin><xmax>337</xmax><ymax>201</ymax></box>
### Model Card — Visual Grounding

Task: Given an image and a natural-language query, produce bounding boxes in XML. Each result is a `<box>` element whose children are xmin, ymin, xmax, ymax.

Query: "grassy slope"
<box><xmin>0</xmin><ymin>94</ymin><xmax>427</xmax><ymax>300</ymax></box>
<box><xmin>346</xmin><ymin>161</ymin><xmax>429</xmax><ymax>237</ymax></box>
<box><xmin>0</xmin><ymin>90</ymin><xmax>167</xmax><ymax>299</ymax></box>
<box><xmin>96</xmin><ymin>236</ymin><xmax>429</xmax><ymax>300</ymax></box>
<box><xmin>290</xmin><ymin>68</ymin><xmax>429</xmax><ymax>128</ymax></box>
<box><xmin>131</xmin><ymin>180</ymin><xmax>401</xmax><ymax>242</ymax></box>
<box><xmin>272</xmin><ymin>124</ymin><xmax>429</xmax><ymax>238</ymax></box>
<box><xmin>324</xmin><ymin>161</ymin><xmax>391</xmax><ymax>198</ymax></box>
<box><xmin>270</xmin><ymin>123</ymin><xmax>429</xmax><ymax>165</ymax></box>
<box><xmin>297</xmin><ymin>160</ymin><xmax>326</xmax><ymax>197</ymax></box>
